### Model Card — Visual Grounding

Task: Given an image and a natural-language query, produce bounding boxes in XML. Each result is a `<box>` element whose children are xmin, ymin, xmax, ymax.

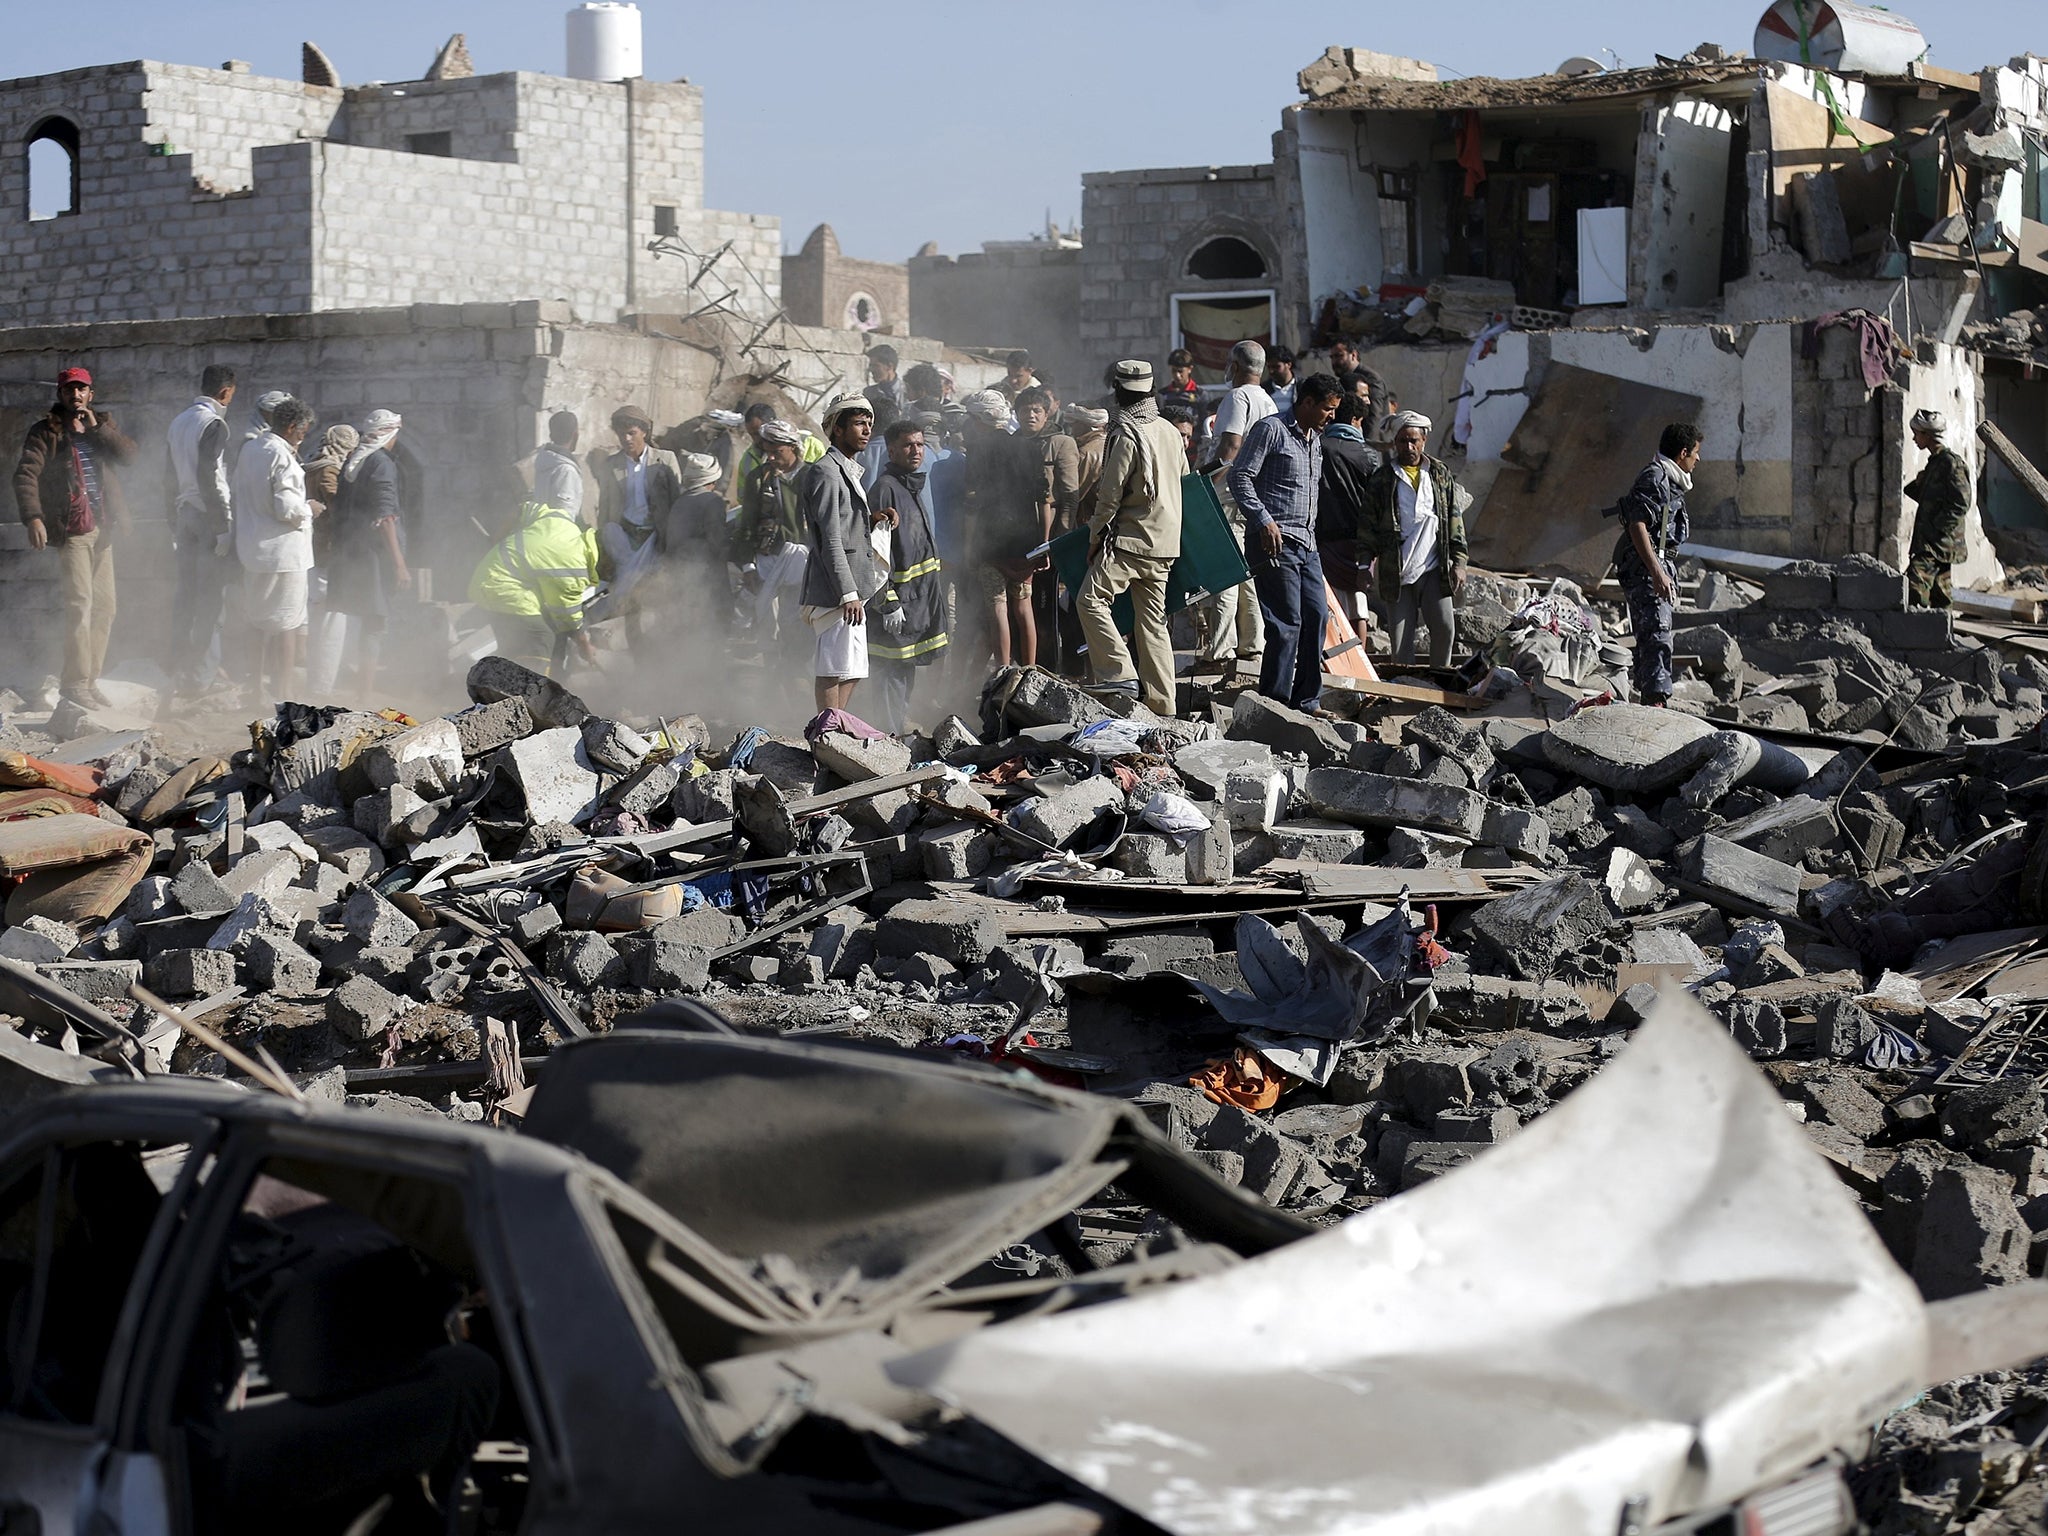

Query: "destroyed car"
<box><xmin>0</xmin><ymin>1012</ymin><xmax>1303</xmax><ymax>1536</ymax></box>
<box><xmin>9</xmin><ymin>996</ymin><xmax>2048</xmax><ymax>1536</ymax></box>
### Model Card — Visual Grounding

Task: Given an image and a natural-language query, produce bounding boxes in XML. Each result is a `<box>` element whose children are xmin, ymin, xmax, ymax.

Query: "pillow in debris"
<box><xmin>130</xmin><ymin>755</ymin><xmax>232</xmax><ymax>828</ymax></box>
<box><xmin>0</xmin><ymin>750</ymin><xmax>102</xmax><ymax>800</ymax></box>
<box><xmin>0</xmin><ymin>814</ymin><xmax>154</xmax><ymax>927</ymax></box>
<box><xmin>0</xmin><ymin>787</ymin><xmax>110</xmax><ymax>822</ymax></box>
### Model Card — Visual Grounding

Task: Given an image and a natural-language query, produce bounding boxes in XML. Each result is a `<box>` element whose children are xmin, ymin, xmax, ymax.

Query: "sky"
<box><xmin>7</xmin><ymin>0</ymin><xmax>2038</xmax><ymax>259</ymax></box>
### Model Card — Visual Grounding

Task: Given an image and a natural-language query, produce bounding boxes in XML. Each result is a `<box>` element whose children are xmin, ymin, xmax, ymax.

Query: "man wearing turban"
<box><xmin>1356</xmin><ymin>411</ymin><xmax>1469</xmax><ymax>668</ymax></box>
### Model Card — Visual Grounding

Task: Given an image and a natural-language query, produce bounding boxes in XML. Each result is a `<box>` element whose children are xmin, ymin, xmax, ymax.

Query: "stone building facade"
<box><xmin>779</xmin><ymin>224</ymin><xmax>910</xmax><ymax>336</ymax></box>
<box><xmin>0</xmin><ymin>60</ymin><xmax>781</xmax><ymax>328</ymax></box>
<box><xmin>1079</xmin><ymin>163</ymin><xmax>1285</xmax><ymax>380</ymax></box>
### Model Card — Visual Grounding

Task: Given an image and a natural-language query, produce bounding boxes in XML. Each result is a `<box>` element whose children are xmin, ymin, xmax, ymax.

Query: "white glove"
<box><xmin>880</xmin><ymin>608</ymin><xmax>908</xmax><ymax>637</ymax></box>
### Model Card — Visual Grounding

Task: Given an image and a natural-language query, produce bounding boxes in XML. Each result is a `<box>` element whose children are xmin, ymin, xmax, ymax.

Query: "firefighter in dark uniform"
<box><xmin>1904</xmin><ymin>408</ymin><xmax>1972</xmax><ymax>610</ymax></box>
<box><xmin>1612</xmin><ymin>422</ymin><xmax>1702</xmax><ymax>707</ymax></box>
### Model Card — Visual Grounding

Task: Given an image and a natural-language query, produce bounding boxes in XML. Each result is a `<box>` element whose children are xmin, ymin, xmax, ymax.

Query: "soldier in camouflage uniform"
<box><xmin>1904</xmin><ymin>409</ymin><xmax>1972</xmax><ymax>610</ymax></box>
<box><xmin>1611</xmin><ymin>422</ymin><xmax>1702</xmax><ymax>706</ymax></box>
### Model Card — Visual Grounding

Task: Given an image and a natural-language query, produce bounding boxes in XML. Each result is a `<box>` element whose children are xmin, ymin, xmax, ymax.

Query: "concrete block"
<box><xmin>354</xmin><ymin>784</ymin><xmax>429</xmax><ymax>847</ymax></box>
<box><xmin>448</xmin><ymin>697</ymin><xmax>533</xmax><ymax>756</ymax></box>
<box><xmin>171</xmin><ymin>858</ymin><xmax>233</xmax><ymax>916</ymax></box>
<box><xmin>126</xmin><ymin>876</ymin><xmax>175</xmax><ymax>924</ymax></box>
<box><xmin>1600</xmin><ymin>848</ymin><xmax>1666</xmax><ymax>913</ymax></box>
<box><xmin>341</xmin><ymin>888</ymin><xmax>420</xmax><ymax>948</ymax></box>
<box><xmin>361</xmin><ymin>718</ymin><xmax>464</xmax><ymax>796</ymax></box>
<box><xmin>1718</xmin><ymin>796</ymin><xmax>1838</xmax><ymax>865</ymax></box>
<box><xmin>0</xmin><ymin>916</ymin><xmax>79</xmax><ymax>964</ymax></box>
<box><xmin>1111</xmin><ymin>833</ymin><xmax>1186</xmax><ymax>881</ymax></box>
<box><xmin>245</xmin><ymin>934</ymin><xmax>321</xmax><ymax>997</ymax></box>
<box><xmin>302</xmin><ymin>827</ymin><xmax>385</xmax><ymax>884</ymax></box>
<box><xmin>219</xmin><ymin>847</ymin><xmax>303</xmax><ymax>903</ymax></box>
<box><xmin>207</xmin><ymin>893</ymin><xmax>303</xmax><ymax>954</ymax></box>
<box><xmin>1799</xmin><ymin>1074</ymin><xmax>1887</xmax><ymax>1141</ymax></box>
<box><xmin>650</xmin><ymin>906</ymin><xmax>744</xmax><ymax>952</ymax></box>
<box><xmin>1469</xmin><ymin>873</ymin><xmax>1612</xmax><ymax>981</ymax></box>
<box><xmin>1386</xmin><ymin>1047</ymin><xmax>1485</xmax><ymax>1119</ymax></box>
<box><xmin>327</xmin><ymin>974</ymin><xmax>409</xmax><ymax>1042</ymax></box>
<box><xmin>1941</xmin><ymin>1078</ymin><xmax>2048</xmax><ymax>1155</ymax></box>
<box><xmin>37</xmin><ymin>960</ymin><xmax>142</xmax><ymax>1005</ymax></box>
<box><xmin>1718</xmin><ymin>995</ymin><xmax>1788</xmax><ymax>1056</ymax></box>
<box><xmin>1184</xmin><ymin>814</ymin><xmax>1234</xmax><ymax>885</ymax></box>
<box><xmin>673</xmin><ymin>768</ymin><xmax>740</xmax><ymax>825</ymax></box>
<box><xmin>1304</xmin><ymin>768</ymin><xmax>1484</xmax><ymax>838</ymax></box>
<box><xmin>466</xmin><ymin>655</ymin><xmax>590</xmax><ymax>731</ymax></box>
<box><xmin>612</xmin><ymin>758</ymin><xmax>685</xmax><ymax>819</ymax></box>
<box><xmin>1401</xmin><ymin>706</ymin><xmax>1495</xmax><ymax>787</ymax></box>
<box><xmin>1009</xmin><ymin>776</ymin><xmax>1124</xmax><ymax>850</ymax></box>
<box><xmin>1831</xmin><ymin>553</ymin><xmax>1906</xmax><ymax>611</ymax></box>
<box><xmin>546</xmin><ymin>929</ymin><xmax>625</xmax><ymax>989</ymax></box>
<box><xmin>877</xmin><ymin>898</ymin><xmax>1005</xmax><ymax>967</ymax></box>
<box><xmin>1268</xmin><ymin>820</ymin><xmax>1367</xmax><ymax>864</ymax></box>
<box><xmin>812</xmin><ymin>730</ymin><xmax>912</xmax><ymax>783</ymax></box>
<box><xmin>500</xmin><ymin>727</ymin><xmax>602</xmax><ymax>826</ymax></box>
<box><xmin>642</xmin><ymin>938</ymin><xmax>711</xmax><ymax>994</ymax></box>
<box><xmin>1173</xmin><ymin>739</ymin><xmax>1274</xmax><ymax>800</ymax></box>
<box><xmin>1222</xmin><ymin>767</ymin><xmax>1288</xmax><ymax>832</ymax></box>
<box><xmin>922</xmin><ymin>821</ymin><xmax>995</xmax><ymax>880</ymax></box>
<box><xmin>1879</xmin><ymin>607</ymin><xmax>1954</xmax><ymax>650</ymax></box>
<box><xmin>1226</xmin><ymin>692</ymin><xmax>1345</xmax><ymax>765</ymax></box>
<box><xmin>1913</xmin><ymin>1163</ymin><xmax>2030</xmax><ymax>1300</ymax></box>
<box><xmin>1759</xmin><ymin>560</ymin><xmax>1835</xmax><ymax>609</ymax></box>
<box><xmin>1679</xmin><ymin>835</ymin><xmax>1802</xmax><ymax>918</ymax></box>
<box><xmin>1479</xmin><ymin>805</ymin><xmax>1551</xmax><ymax>862</ymax></box>
<box><xmin>144</xmin><ymin>947</ymin><xmax>236</xmax><ymax>998</ymax></box>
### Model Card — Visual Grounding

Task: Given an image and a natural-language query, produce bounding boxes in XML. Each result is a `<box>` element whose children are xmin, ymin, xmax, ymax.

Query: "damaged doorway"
<box><xmin>1170</xmin><ymin>291</ymin><xmax>1275</xmax><ymax>385</ymax></box>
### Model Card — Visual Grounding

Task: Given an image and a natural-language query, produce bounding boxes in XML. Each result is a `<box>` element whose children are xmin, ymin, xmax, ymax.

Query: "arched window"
<box><xmin>26</xmin><ymin>118</ymin><xmax>80</xmax><ymax>221</ymax></box>
<box><xmin>1186</xmin><ymin>236</ymin><xmax>1266</xmax><ymax>282</ymax></box>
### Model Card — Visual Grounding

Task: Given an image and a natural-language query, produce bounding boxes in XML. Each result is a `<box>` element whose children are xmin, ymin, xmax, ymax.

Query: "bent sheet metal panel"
<box><xmin>895</xmin><ymin>995</ymin><xmax>1927</xmax><ymax>1536</ymax></box>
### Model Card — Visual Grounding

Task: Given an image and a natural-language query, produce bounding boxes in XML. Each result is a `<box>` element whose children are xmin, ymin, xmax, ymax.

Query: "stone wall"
<box><xmin>908</xmin><ymin>242</ymin><xmax>1084</xmax><ymax>389</ymax></box>
<box><xmin>0</xmin><ymin>62</ymin><xmax>778</xmax><ymax>329</ymax></box>
<box><xmin>1079</xmin><ymin>163</ymin><xmax>1286</xmax><ymax>368</ymax></box>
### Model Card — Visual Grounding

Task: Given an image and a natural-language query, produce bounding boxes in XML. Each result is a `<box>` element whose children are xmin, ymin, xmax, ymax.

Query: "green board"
<box><xmin>1048</xmin><ymin>473</ymin><xmax>1250</xmax><ymax>637</ymax></box>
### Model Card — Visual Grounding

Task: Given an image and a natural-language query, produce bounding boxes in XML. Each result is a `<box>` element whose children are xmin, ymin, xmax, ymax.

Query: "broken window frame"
<box><xmin>116</xmin><ymin>1117</ymin><xmax>557</xmax><ymax>1536</ymax></box>
<box><xmin>1375</xmin><ymin>166</ymin><xmax>1420</xmax><ymax>278</ymax></box>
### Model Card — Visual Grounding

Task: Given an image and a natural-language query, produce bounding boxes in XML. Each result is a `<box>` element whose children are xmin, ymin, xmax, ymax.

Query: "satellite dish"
<box><xmin>1557</xmin><ymin>56</ymin><xmax>1608</xmax><ymax>76</ymax></box>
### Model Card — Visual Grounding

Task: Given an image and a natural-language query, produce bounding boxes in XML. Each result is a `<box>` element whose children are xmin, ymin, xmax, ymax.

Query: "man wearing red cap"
<box><xmin>11</xmin><ymin>367</ymin><xmax>134</xmax><ymax>707</ymax></box>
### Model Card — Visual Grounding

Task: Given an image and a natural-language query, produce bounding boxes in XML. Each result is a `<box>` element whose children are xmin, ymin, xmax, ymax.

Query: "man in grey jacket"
<box><xmin>799</xmin><ymin>394</ymin><xmax>886</xmax><ymax>715</ymax></box>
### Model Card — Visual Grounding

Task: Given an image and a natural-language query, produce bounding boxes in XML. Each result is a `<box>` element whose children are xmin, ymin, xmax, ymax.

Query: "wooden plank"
<box><xmin>1319</xmin><ymin>674</ymin><xmax>1485</xmax><ymax>711</ymax></box>
<box><xmin>786</xmin><ymin>764</ymin><xmax>949</xmax><ymax>814</ymax></box>
<box><xmin>1261</xmin><ymin>860</ymin><xmax>1521</xmax><ymax>901</ymax></box>
<box><xmin>1980</xmin><ymin>418</ymin><xmax>2048</xmax><ymax>516</ymax></box>
<box><xmin>1905</xmin><ymin>925</ymin><xmax>2048</xmax><ymax>1003</ymax></box>
<box><xmin>1470</xmin><ymin>363</ymin><xmax>1703</xmax><ymax>585</ymax></box>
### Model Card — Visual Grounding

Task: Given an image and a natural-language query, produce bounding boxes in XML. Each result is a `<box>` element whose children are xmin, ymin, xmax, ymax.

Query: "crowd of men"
<box><xmin>7</xmin><ymin>342</ymin><xmax>1976</xmax><ymax>728</ymax></box>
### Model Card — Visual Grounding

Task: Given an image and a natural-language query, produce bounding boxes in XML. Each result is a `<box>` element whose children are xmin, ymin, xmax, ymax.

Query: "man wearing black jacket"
<box><xmin>1316</xmin><ymin>392</ymin><xmax>1381</xmax><ymax>626</ymax></box>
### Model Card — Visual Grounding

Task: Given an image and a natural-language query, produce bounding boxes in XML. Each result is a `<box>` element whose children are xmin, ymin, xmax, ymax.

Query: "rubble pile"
<box><xmin>5</xmin><ymin>574</ymin><xmax>2048</xmax><ymax>1530</ymax></box>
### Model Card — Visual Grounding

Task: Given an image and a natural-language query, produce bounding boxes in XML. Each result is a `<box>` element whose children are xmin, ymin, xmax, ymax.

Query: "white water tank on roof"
<box><xmin>1754</xmin><ymin>1</ymin><xmax>1927</xmax><ymax>74</ymax></box>
<box><xmin>567</xmin><ymin>2</ymin><xmax>642</xmax><ymax>82</ymax></box>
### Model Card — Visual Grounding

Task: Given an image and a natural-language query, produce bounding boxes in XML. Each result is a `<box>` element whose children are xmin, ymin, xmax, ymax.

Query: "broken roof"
<box><xmin>1301</xmin><ymin>58</ymin><xmax>1762</xmax><ymax>113</ymax></box>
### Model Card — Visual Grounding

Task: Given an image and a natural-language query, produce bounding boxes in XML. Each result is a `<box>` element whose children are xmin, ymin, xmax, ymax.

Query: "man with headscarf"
<box><xmin>1609</xmin><ymin>422</ymin><xmax>1701</xmax><ymax>707</ymax></box>
<box><xmin>301</xmin><ymin>421</ymin><xmax>358</xmax><ymax>696</ymax></box>
<box><xmin>1076</xmin><ymin>361</ymin><xmax>1185</xmax><ymax>716</ymax></box>
<box><xmin>1356</xmin><ymin>410</ymin><xmax>1468</xmax><ymax>669</ymax></box>
<box><xmin>1230</xmin><ymin>373</ymin><xmax>1342</xmax><ymax>711</ymax></box>
<box><xmin>733</xmin><ymin>403</ymin><xmax>824</xmax><ymax>502</ymax></box>
<box><xmin>1197</xmin><ymin>339</ymin><xmax>1274</xmax><ymax>670</ymax></box>
<box><xmin>866</xmin><ymin>416</ymin><xmax>950</xmax><ymax>732</ymax></box>
<box><xmin>327</xmin><ymin>408</ymin><xmax>410</xmax><ymax>698</ymax></box>
<box><xmin>863</xmin><ymin>345</ymin><xmax>907</xmax><ymax>431</ymax></box>
<box><xmin>231</xmin><ymin>396</ymin><xmax>317</xmax><ymax>700</ymax></box>
<box><xmin>166</xmin><ymin>363</ymin><xmax>237</xmax><ymax>693</ymax></box>
<box><xmin>799</xmin><ymin>395</ymin><xmax>887</xmax><ymax>715</ymax></box>
<box><xmin>961</xmin><ymin>388</ymin><xmax>1047</xmax><ymax>671</ymax></box>
<box><xmin>11</xmin><ymin>365</ymin><xmax>134</xmax><ymax>709</ymax></box>
<box><xmin>1905</xmin><ymin>409</ymin><xmax>1973</xmax><ymax>610</ymax></box>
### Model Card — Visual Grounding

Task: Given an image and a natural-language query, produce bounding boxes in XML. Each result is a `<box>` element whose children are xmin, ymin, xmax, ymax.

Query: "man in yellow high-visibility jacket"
<box><xmin>470</xmin><ymin>498</ymin><xmax>600</xmax><ymax>676</ymax></box>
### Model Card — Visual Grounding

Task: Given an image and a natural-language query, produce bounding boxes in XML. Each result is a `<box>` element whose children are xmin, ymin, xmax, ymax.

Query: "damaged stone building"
<box><xmin>0</xmin><ymin>37</ymin><xmax>989</xmax><ymax>688</ymax></box>
<box><xmin>1079</xmin><ymin>24</ymin><xmax>2048</xmax><ymax>583</ymax></box>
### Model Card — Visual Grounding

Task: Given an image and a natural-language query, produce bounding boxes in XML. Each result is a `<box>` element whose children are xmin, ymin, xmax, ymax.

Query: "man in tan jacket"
<box><xmin>1076</xmin><ymin>360</ymin><xmax>1184</xmax><ymax>716</ymax></box>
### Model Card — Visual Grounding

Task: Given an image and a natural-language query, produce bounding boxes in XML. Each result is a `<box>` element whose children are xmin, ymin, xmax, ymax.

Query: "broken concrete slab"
<box><xmin>327</xmin><ymin>974</ymin><xmax>410</xmax><ymax>1042</ymax></box>
<box><xmin>1009</xmin><ymin>776</ymin><xmax>1124</xmax><ymax>850</ymax></box>
<box><xmin>876</xmin><ymin>899</ymin><xmax>1005</xmax><ymax>968</ymax></box>
<box><xmin>342</xmin><ymin>887</ymin><xmax>421</xmax><ymax>949</ymax></box>
<box><xmin>1679</xmin><ymin>835</ymin><xmax>1803</xmax><ymax>919</ymax></box>
<box><xmin>1468</xmin><ymin>874</ymin><xmax>1612</xmax><ymax>982</ymax></box>
<box><xmin>812</xmin><ymin>731</ymin><xmax>913</xmax><ymax>783</ymax></box>
<box><xmin>1912</xmin><ymin>1162</ymin><xmax>2030</xmax><ymax>1300</ymax></box>
<box><xmin>1303</xmin><ymin>769</ymin><xmax>1485</xmax><ymax>839</ymax></box>
<box><xmin>1172</xmin><ymin>739</ymin><xmax>1274</xmax><ymax>801</ymax></box>
<box><xmin>466</xmin><ymin>655</ymin><xmax>591</xmax><ymax>731</ymax></box>
<box><xmin>362</xmin><ymin>717</ymin><xmax>464</xmax><ymax>797</ymax></box>
<box><xmin>500</xmin><ymin>728</ymin><xmax>603</xmax><ymax>827</ymax></box>
<box><xmin>1226</xmin><ymin>692</ymin><xmax>1345</xmax><ymax>766</ymax></box>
